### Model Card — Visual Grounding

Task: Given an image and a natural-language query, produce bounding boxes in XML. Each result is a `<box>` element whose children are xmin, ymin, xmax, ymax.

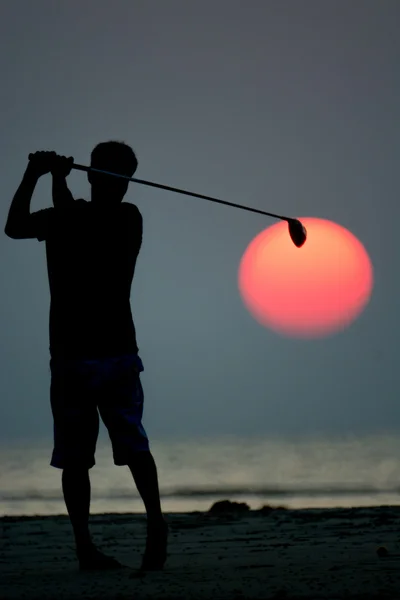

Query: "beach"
<box><xmin>2</xmin><ymin>503</ymin><xmax>400</xmax><ymax>600</ymax></box>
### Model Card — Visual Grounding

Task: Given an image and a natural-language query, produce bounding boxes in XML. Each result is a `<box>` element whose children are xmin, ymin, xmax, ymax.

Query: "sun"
<box><xmin>238</xmin><ymin>218</ymin><xmax>373</xmax><ymax>338</ymax></box>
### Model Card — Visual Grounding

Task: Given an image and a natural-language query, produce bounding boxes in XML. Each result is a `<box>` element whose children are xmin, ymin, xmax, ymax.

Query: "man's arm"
<box><xmin>4</xmin><ymin>151</ymin><xmax>55</xmax><ymax>239</ymax></box>
<box><xmin>123</xmin><ymin>202</ymin><xmax>143</xmax><ymax>254</ymax></box>
<box><xmin>51</xmin><ymin>155</ymin><xmax>75</xmax><ymax>208</ymax></box>
<box><xmin>52</xmin><ymin>174</ymin><xmax>75</xmax><ymax>208</ymax></box>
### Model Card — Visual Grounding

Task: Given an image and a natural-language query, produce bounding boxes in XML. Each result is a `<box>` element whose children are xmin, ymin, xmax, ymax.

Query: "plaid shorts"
<box><xmin>49</xmin><ymin>353</ymin><xmax>149</xmax><ymax>469</ymax></box>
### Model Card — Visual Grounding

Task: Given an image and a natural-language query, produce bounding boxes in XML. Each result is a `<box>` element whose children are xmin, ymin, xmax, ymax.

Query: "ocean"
<box><xmin>1</xmin><ymin>431</ymin><xmax>400</xmax><ymax>516</ymax></box>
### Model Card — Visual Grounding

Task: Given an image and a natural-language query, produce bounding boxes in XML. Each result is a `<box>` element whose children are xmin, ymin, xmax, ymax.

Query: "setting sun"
<box><xmin>238</xmin><ymin>218</ymin><xmax>373</xmax><ymax>338</ymax></box>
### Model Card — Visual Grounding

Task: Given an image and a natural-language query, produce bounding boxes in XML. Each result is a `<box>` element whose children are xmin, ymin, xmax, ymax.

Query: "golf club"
<box><xmin>29</xmin><ymin>155</ymin><xmax>307</xmax><ymax>247</ymax></box>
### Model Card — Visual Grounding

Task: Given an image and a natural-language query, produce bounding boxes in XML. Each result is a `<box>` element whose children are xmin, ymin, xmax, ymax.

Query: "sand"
<box><xmin>1</xmin><ymin>504</ymin><xmax>400</xmax><ymax>599</ymax></box>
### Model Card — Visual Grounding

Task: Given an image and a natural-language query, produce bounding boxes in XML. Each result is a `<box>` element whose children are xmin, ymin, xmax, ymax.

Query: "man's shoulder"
<box><xmin>120</xmin><ymin>202</ymin><xmax>142</xmax><ymax>223</ymax></box>
<box><xmin>76</xmin><ymin>200</ymin><xmax>141</xmax><ymax>218</ymax></box>
<box><xmin>53</xmin><ymin>198</ymin><xmax>87</xmax><ymax>213</ymax></box>
<box><xmin>69</xmin><ymin>201</ymin><xmax>142</xmax><ymax>224</ymax></box>
<box><xmin>121</xmin><ymin>201</ymin><xmax>141</xmax><ymax>214</ymax></box>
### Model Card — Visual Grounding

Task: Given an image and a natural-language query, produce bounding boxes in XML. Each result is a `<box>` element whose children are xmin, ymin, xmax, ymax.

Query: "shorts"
<box><xmin>49</xmin><ymin>353</ymin><xmax>150</xmax><ymax>469</ymax></box>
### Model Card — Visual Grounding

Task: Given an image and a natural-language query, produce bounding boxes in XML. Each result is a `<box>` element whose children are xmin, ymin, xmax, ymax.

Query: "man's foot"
<box><xmin>77</xmin><ymin>543</ymin><xmax>124</xmax><ymax>571</ymax></box>
<box><xmin>140</xmin><ymin>519</ymin><xmax>169</xmax><ymax>571</ymax></box>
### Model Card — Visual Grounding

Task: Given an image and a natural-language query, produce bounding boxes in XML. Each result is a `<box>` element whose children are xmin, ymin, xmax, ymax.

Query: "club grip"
<box><xmin>28</xmin><ymin>154</ymin><xmax>89</xmax><ymax>173</ymax></box>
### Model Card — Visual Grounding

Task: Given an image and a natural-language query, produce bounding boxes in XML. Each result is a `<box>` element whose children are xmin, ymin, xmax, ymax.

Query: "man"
<box><xmin>4</xmin><ymin>142</ymin><xmax>168</xmax><ymax>572</ymax></box>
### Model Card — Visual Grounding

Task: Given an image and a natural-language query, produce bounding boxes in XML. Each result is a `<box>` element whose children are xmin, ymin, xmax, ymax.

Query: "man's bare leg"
<box><xmin>62</xmin><ymin>466</ymin><xmax>123</xmax><ymax>570</ymax></box>
<box><xmin>127</xmin><ymin>451</ymin><xmax>168</xmax><ymax>570</ymax></box>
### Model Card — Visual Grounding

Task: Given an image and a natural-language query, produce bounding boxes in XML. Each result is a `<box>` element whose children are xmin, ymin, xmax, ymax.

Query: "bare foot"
<box><xmin>141</xmin><ymin>520</ymin><xmax>169</xmax><ymax>571</ymax></box>
<box><xmin>77</xmin><ymin>544</ymin><xmax>125</xmax><ymax>571</ymax></box>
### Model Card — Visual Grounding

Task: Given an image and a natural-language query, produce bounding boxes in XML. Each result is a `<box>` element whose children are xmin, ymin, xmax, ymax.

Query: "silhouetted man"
<box><xmin>5</xmin><ymin>142</ymin><xmax>168</xmax><ymax>571</ymax></box>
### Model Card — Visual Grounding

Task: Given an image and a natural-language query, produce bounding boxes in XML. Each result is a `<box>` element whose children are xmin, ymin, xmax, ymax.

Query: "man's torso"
<box><xmin>45</xmin><ymin>200</ymin><xmax>142</xmax><ymax>359</ymax></box>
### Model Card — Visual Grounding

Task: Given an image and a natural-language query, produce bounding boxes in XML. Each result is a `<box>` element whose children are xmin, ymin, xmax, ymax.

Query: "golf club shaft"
<box><xmin>71</xmin><ymin>163</ymin><xmax>291</xmax><ymax>223</ymax></box>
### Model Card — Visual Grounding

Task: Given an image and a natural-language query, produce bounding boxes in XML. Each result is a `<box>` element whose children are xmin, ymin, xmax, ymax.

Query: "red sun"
<box><xmin>238</xmin><ymin>218</ymin><xmax>373</xmax><ymax>338</ymax></box>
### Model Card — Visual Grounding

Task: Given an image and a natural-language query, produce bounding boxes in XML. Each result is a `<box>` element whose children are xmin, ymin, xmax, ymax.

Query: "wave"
<box><xmin>2</xmin><ymin>484</ymin><xmax>400</xmax><ymax>503</ymax></box>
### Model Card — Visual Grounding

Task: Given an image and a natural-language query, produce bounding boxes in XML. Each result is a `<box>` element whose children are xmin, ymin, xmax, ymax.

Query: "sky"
<box><xmin>1</xmin><ymin>1</ymin><xmax>399</xmax><ymax>444</ymax></box>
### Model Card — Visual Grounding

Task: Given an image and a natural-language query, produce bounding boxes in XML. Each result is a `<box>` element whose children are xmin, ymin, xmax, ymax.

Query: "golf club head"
<box><xmin>288</xmin><ymin>219</ymin><xmax>307</xmax><ymax>248</ymax></box>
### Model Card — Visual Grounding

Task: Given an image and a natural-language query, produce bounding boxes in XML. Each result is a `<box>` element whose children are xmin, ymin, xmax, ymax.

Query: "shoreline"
<box><xmin>4</xmin><ymin>493</ymin><xmax>400</xmax><ymax>519</ymax></box>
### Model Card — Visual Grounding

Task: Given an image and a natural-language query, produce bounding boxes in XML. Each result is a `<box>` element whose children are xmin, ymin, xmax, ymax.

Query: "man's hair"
<box><xmin>91</xmin><ymin>141</ymin><xmax>138</xmax><ymax>177</ymax></box>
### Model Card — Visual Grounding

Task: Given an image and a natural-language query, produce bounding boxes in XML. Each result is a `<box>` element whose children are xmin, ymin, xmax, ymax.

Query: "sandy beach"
<box><xmin>1</xmin><ymin>503</ymin><xmax>400</xmax><ymax>600</ymax></box>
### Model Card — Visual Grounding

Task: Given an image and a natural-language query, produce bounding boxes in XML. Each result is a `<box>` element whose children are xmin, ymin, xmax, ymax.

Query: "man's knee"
<box><xmin>62</xmin><ymin>464</ymin><xmax>91</xmax><ymax>474</ymax></box>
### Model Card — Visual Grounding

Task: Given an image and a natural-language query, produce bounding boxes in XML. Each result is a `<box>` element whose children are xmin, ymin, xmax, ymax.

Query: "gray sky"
<box><xmin>1</xmin><ymin>1</ymin><xmax>399</xmax><ymax>443</ymax></box>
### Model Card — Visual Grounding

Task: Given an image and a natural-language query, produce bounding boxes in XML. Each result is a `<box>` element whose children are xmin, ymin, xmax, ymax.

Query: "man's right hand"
<box><xmin>27</xmin><ymin>151</ymin><xmax>57</xmax><ymax>178</ymax></box>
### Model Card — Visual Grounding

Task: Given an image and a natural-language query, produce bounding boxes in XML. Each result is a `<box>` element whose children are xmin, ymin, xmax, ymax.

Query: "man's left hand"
<box><xmin>51</xmin><ymin>155</ymin><xmax>74</xmax><ymax>178</ymax></box>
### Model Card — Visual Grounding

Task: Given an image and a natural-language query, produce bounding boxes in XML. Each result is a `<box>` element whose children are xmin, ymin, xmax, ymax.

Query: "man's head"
<box><xmin>88</xmin><ymin>141</ymin><xmax>138</xmax><ymax>205</ymax></box>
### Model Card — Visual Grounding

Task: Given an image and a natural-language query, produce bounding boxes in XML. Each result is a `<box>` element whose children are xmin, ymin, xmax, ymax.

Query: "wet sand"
<box><xmin>1</xmin><ymin>504</ymin><xmax>400</xmax><ymax>599</ymax></box>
